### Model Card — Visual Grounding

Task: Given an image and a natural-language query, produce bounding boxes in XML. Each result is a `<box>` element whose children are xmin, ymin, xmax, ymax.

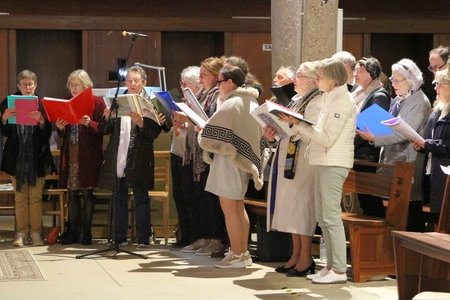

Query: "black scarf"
<box><xmin>15</xmin><ymin>125</ymin><xmax>37</xmax><ymax>191</ymax></box>
<box><xmin>283</xmin><ymin>88</ymin><xmax>320</xmax><ymax>179</ymax></box>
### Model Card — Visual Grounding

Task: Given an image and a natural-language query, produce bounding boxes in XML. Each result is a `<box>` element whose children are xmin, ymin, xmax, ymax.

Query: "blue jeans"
<box><xmin>114</xmin><ymin>177</ymin><xmax>151</xmax><ymax>245</ymax></box>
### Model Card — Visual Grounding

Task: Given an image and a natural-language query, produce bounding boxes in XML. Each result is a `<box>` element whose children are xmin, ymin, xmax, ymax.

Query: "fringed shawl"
<box><xmin>198</xmin><ymin>86</ymin><xmax>266</xmax><ymax>190</ymax></box>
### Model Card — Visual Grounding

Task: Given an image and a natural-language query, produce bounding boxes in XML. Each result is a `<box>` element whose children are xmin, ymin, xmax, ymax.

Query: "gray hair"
<box><xmin>276</xmin><ymin>66</ymin><xmax>297</xmax><ymax>80</ymax></box>
<box><xmin>126</xmin><ymin>65</ymin><xmax>147</xmax><ymax>81</ymax></box>
<box><xmin>17</xmin><ymin>69</ymin><xmax>37</xmax><ymax>84</ymax></box>
<box><xmin>391</xmin><ymin>58</ymin><xmax>423</xmax><ymax>92</ymax></box>
<box><xmin>332</xmin><ymin>51</ymin><xmax>356</xmax><ymax>70</ymax></box>
<box><xmin>180</xmin><ymin>66</ymin><xmax>201</xmax><ymax>87</ymax></box>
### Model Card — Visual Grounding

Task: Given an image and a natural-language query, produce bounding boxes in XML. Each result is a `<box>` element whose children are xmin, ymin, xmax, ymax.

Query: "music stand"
<box><xmin>76</xmin><ymin>34</ymin><xmax>147</xmax><ymax>259</ymax></box>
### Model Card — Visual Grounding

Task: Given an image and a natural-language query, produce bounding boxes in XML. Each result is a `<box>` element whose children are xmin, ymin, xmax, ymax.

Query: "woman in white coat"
<box><xmin>264</xmin><ymin>61</ymin><xmax>323</xmax><ymax>276</ymax></box>
<box><xmin>280</xmin><ymin>58</ymin><xmax>356</xmax><ymax>284</ymax></box>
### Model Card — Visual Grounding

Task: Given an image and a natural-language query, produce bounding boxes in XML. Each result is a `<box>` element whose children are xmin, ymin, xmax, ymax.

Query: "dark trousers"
<box><xmin>189</xmin><ymin>169</ymin><xmax>226</xmax><ymax>242</ymax></box>
<box><xmin>170</xmin><ymin>153</ymin><xmax>195</xmax><ymax>244</ymax></box>
<box><xmin>67</xmin><ymin>189</ymin><xmax>94</xmax><ymax>239</ymax></box>
<box><xmin>114</xmin><ymin>177</ymin><xmax>151</xmax><ymax>245</ymax></box>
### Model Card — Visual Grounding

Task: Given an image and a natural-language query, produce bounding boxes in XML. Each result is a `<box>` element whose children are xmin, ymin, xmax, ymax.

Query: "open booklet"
<box><xmin>42</xmin><ymin>88</ymin><xmax>94</xmax><ymax>124</ymax></box>
<box><xmin>380</xmin><ymin>116</ymin><xmax>425</xmax><ymax>143</ymax></box>
<box><xmin>357</xmin><ymin>103</ymin><xmax>393</xmax><ymax>135</ymax></box>
<box><xmin>182</xmin><ymin>87</ymin><xmax>208</xmax><ymax>121</ymax></box>
<box><xmin>109</xmin><ymin>94</ymin><xmax>160</xmax><ymax>126</ymax></box>
<box><xmin>175</xmin><ymin>102</ymin><xmax>207</xmax><ymax>128</ymax></box>
<box><xmin>7</xmin><ymin>95</ymin><xmax>39</xmax><ymax>125</ymax></box>
<box><xmin>250</xmin><ymin>101</ymin><xmax>304</xmax><ymax>140</ymax></box>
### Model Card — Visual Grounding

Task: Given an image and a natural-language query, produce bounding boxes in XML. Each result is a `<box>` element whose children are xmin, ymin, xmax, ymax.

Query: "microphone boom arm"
<box><xmin>135</xmin><ymin>62</ymin><xmax>167</xmax><ymax>91</ymax></box>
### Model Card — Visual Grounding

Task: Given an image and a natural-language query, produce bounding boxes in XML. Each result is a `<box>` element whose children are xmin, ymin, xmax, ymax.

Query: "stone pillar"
<box><xmin>271</xmin><ymin>0</ymin><xmax>338</xmax><ymax>74</ymax></box>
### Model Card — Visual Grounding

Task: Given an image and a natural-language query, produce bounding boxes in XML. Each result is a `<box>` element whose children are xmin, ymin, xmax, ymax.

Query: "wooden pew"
<box><xmin>244</xmin><ymin>160</ymin><xmax>415</xmax><ymax>283</ymax></box>
<box><xmin>391</xmin><ymin>174</ymin><xmax>450</xmax><ymax>299</ymax></box>
<box><xmin>341</xmin><ymin>160</ymin><xmax>415</xmax><ymax>282</ymax></box>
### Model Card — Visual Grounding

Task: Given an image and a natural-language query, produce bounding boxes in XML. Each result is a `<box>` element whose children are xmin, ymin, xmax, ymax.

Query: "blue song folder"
<box><xmin>357</xmin><ymin>103</ymin><xmax>393</xmax><ymax>136</ymax></box>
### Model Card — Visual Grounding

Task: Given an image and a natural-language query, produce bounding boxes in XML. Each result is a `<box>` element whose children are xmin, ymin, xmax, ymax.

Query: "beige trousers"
<box><xmin>12</xmin><ymin>176</ymin><xmax>46</xmax><ymax>235</ymax></box>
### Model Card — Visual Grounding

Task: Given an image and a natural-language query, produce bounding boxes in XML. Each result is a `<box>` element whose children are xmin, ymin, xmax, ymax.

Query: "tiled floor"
<box><xmin>0</xmin><ymin>214</ymin><xmax>400</xmax><ymax>300</ymax></box>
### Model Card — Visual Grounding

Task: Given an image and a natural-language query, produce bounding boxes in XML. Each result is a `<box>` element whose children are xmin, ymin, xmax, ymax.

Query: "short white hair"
<box><xmin>180</xmin><ymin>66</ymin><xmax>201</xmax><ymax>87</ymax></box>
<box><xmin>392</xmin><ymin>58</ymin><xmax>423</xmax><ymax>92</ymax></box>
<box><xmin>332</xmin><ymin>51</ymin><xmax>356</xmax><ymax>69</ymax></box>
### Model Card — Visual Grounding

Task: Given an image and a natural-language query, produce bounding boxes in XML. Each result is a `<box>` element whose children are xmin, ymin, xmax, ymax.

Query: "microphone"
<box><xmin>122</xmin><ymin>31</ymin><xmax>147</xmax><ymax>39</ymax></box>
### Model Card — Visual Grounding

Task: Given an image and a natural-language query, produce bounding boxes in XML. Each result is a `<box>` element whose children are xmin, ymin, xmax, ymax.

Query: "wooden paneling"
<box><xmin>0</xmin><ymin>16</ymin><xmax>270</xmax><ymax>33</ymax></box>
<box><xmin>86</xmin><ymin>30</ymin><xmax>161</xmax><ymax>88</ymax></box>
<box><xmin>343</xmin><ymin>33</ymin><xmax>364</xmax><ymax>60</ymax></box>
<box><xmin>0</xmin><ymin>30</ymin><xmax>8</xmax><ymax>99</ymax></box>
<box><xmin>0</xmin><ymin>0</ymin><xmax>270</xmax><ymax>18</ymax></box>
<box><xmin>15</xmin><ymin>30</ymin><xmax>81</xmax><ymax>99</ymax></box>
<box><xmin>161</xmin><ymin>32</ymin><xmax>224</xmax><ymax>92</ymax></box>
<box><xmin>229</xmin><ymin>32</ymin><xmax>272</xmax><ymax>102</ymax></box>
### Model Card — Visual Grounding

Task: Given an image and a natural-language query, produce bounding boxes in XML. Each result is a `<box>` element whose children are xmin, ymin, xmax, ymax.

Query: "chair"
<box><xmin>42</xmin><ymin>150</ymin><xmax>68</xmax><ymax>232</ymax></box>
<box><xmin>96</xmin><ymin>151</ymin><xmax>171</xmax><ymax>244</ymax></box>
<box><xmin>148</xmin><ymin>150</ymin><xmax>171</xmax><ymax>244</ymax></box>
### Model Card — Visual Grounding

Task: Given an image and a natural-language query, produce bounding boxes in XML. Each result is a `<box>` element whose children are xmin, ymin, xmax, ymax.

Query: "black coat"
<box><xmin>97</xmin><ymin>116</ymin><xmax>162</xmax><ymax>191</ymax></box>
<box><xmin>422</xmin><ymin>110</ymin><xmax>450</xmax><ymax>213</ymax></box>
<box><xmin>0</xmin><ymin>94</ymin><xmax>55</xmax><ymax>177</ymax></box>
<box><xmin>354</xmin><ymin>88</ymin><xmax>391</xmax><ymax>161</ymax></box>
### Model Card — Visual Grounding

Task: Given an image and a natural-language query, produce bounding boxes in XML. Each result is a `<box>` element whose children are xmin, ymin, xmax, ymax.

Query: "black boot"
<box><xmin>61</xmin><ymin>190</ymin><xmax>80</xmax><ymax>245</ymax></box>
<box><xmin>80</xmin><ymin>189</ymin><xmax>94</xmax><ymax>245</ymax></box>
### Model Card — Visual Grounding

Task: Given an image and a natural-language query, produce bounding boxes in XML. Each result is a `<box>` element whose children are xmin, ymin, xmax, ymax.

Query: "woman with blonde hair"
<box><xmin>56</xmin><ymin>69</ymin><xmax>105</xmax><ymax>245</ymax></box>
<box><xmin>264</xmin><ymin>61</ymin><xmax>323</xmax><ymax>276</ymax></box>
<box><xmin>280</xmin><ymin>58</ymin><xmax>356</xmax><ymax>283</ymax></box>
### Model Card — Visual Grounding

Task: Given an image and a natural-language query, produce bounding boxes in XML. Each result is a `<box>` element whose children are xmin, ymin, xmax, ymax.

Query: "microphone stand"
<box><xmin>76</xmin><ymin>35</ymin><xmax>147</xmax><ymax>259</ymax></box>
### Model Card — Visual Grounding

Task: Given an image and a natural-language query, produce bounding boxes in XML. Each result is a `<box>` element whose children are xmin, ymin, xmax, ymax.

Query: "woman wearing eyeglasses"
<box><xmin>198</xmin><ymin>65</ymin><xmax>264</xmax><ymax>268</ymax></box>
<box><xmin>0</xmin><ymin>70</ymin><xmax>55</xmax><ymax>246</ymax></box>
<box><xmin>357</xmin><ymin>58</ymin><xmax>431</xmax><ymax>231</ymax></box>
<box><xmin>413</xmin><ymin>59</ymin><xmax>450</xmax><ymax>229</ymax></box>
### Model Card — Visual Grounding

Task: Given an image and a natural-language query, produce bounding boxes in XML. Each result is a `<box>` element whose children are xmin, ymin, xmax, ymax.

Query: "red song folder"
<box><xmin>6</xmin><ymin>95</ymin><xmax>39</xmax><ymax>125</ymax></box>
<box><xmin>42</xmin><ymin>88</ymin><xmax>95</xmax><ymax>124</ymax></box>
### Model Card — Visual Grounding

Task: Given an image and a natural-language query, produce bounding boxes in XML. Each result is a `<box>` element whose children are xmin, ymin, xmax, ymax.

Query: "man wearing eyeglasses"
<box><xmin>428</xmin><ymin>45</ymin><xmax>449</xmax><ymax>74</ymax></box>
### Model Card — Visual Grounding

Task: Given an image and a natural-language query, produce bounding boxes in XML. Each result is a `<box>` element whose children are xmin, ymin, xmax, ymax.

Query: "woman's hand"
<box><xmin>55</xmin><ymin>118</ymin><xmax>68</xmax><ymax>130</ymax></box>
<box><xmin>356</xmin><ymin>126</ymin><xmax>375</xmax><ymax>142</ymax></box>
<box><xmin>29</xmin><ymin>110</ymin><xmax>45</xmax><ymax>125</ymax></box>
<box><xmin>279</xmin><ymin>113</ymin><xmax>300</xmax><ymax>126</ymax></box>
<box><xmin>79</xmin><ymin>115</ymin><xmax>91</xmax><ymax>127</ymax></box>
<box><xmin>1</xmin><ymin>108</ymin><xmax>15</xmax><ymax>124</ymax></box>
<box><xmin>263</xmin><ymin>125</ymin><xmax>277</xmax><ymax>142</ymax></box>
<box><xmin>412</xmin><ymin>140</ymin><xmax>425</xmax><ymax>151</ymax></box>
<box><xmin>157</xmin><ymin>112</ymin><xmax>166</xmax><ymax>125</ymax></box>
<box><xmin>173</xmin><ymin>111</ymin><xmax>189</xmax><ymax>123</ymax></box>
<box><xmin>103</xmin><ymin>108</ymin><xmax>110</xmax><ymax>119</ymax></box>
<box><xmin>129</xmin><ymin>111</ymin><xmax>144</xmax><ymax>128</ymax></box>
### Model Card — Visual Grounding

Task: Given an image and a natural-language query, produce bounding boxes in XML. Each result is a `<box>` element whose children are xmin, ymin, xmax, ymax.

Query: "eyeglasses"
<box><xmin>434</xmin><ymin>81</ymin><xmax>449</xmax><ymax>89</ymax></box>
<box><xmin>428</xmin><ymin>63</ymin><xmax>446</xmax><ymax>72</ymax></box>
<box><xmin>217</xmin><ymin>79</ymin><xmax>227</xmax><ymax>85</ymax></box>
<box><xmin>389</xmin><ymin>76</ymin><xmax>407</xmax><ymax>85</ymax></box>
<box><xmin>18</xmin><ymin>82</ymin><xmax>35</xmax><ymax>88</ymax></box>
<box><xmin>126</xmin><ymin>78</ymin><xmax>143</xmax><ymax>85</ymax></box>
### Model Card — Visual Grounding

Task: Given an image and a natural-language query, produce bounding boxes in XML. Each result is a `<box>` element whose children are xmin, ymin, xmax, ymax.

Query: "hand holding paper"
<box><xmin>380</xmin><ymin>117</ymin><xmax>425</xmax><ymax>143</ymax></box>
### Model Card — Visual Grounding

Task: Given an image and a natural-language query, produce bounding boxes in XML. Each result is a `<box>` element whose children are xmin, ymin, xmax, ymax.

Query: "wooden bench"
<box><xmin>392</xmin><ymin>174</ymin><xmax>450</xmax><ymax>300</ymax></box>
<box><xmin>244</xmin><ymin>160</ymin><xmax>415</xmax><ymax>283</ymax></box>
<box><xmin>341</xmin><ymin>160</ymin><xmax>415</xmax><ymax>282</ymax></box>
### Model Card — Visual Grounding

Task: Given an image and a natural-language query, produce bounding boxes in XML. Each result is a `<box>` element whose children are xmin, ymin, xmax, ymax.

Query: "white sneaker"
<box><xmin>215</xmin><ymin>251</ymin><xmax>246</xmax><ymax>269</ymax></box>
<box><xmin>307</xmin><ymin>267</ymin><xmax>330</xmax><ymax>280</ymax></box>
<box><xmin>12</xmin><ymin>232</ymin><xmax>27</xmax><ymax>247</ymax></box>
<box><xmin>312</xmin><ymin>269</ymin><xmax>347</xmax><ymax>284</ymax></box>
<box><xmin>243</xmin><ymin>250</ymin><xmax>252</xmax><ymax>266</ymax></box>
<box><xmin>30</xmin><ymin>233</ymin><xmax>44</xmax><ymax>246</ymax></box>
<box><xmin>195</xmin><ymin>239</ymin><xmax>223</xmax><ymax>256</ymax></box>
<box><xmin>182</xmin><ymin>239</ymin><xmax>208</xmax><ymax>253</ymax></box>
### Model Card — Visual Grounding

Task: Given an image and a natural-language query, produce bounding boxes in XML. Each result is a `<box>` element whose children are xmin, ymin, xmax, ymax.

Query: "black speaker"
<box><xmin>256</xmin><ymin>216</ymin><xmax>292</xmax><ymax>262</ymax></box>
